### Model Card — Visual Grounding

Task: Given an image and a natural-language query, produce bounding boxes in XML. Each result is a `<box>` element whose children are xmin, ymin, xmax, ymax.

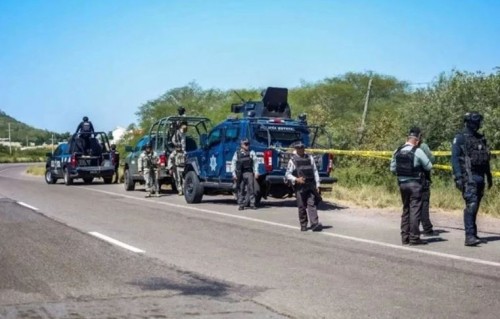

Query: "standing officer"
<box><xmin>138</xmin><ymin>142</ymin><xmax>159</xmax><ymax>197</ymax></box>
<box><xmin>390</xmin><ymin>127</ymin><xmax>432</xmax><ymax>245</ymax></box>
<box><xmin>231</xmin><ymin>138</ymin><xmax>259</xmax><ymax>210</ymax></box>
<box><xmin>285</xmin><ymin>142</ymin><xmax>322</xmax><ymax>232</ymax></box>
<box><xmin>418</xmin><ymin>134</ymin><xmax>438</xmax><ymax>236</ymax></box>
<box><xmin>168</xmin><ymin>121</ymin><xmax>188</xmax><ymax>195</ymax></box>
<box><xmin>451</xmin><ymin>112</ymin><xmax>493</xmax><ymax>246</ymax></box>
<box><xmin>75</xmin><ymin>116</ymin><xmax>95</xmax><ymax>154</ymax></box>
<box><xmin>110</xmin><ymin>144</ymin><xmax>120</xmax><ymax>183</ymax></box>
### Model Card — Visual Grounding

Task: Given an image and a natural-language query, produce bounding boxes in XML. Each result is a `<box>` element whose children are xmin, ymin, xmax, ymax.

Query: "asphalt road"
<box><xmin>1</xmin><ymin>163</ymin><xmax>500</xmax><ymax>318</ymax></box>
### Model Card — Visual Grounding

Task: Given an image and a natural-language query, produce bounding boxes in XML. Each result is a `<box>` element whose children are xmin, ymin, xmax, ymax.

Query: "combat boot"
<box><xmin>464</xmin><ymin>236</ymin><xmax>481</xmax><ymax>246</ymax></box>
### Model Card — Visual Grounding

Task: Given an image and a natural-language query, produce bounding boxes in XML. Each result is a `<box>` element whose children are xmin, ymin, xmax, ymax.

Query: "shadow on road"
<box><xmin>129</xmin><ymin>274</ymin><xmax>232</xmax><ymax>297</ymax></box>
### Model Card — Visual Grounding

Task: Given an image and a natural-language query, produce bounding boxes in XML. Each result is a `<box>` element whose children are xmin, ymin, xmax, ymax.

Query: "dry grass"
<box><xmin>328</xmin><ymin>183</ymin><xmax>500</xmax><ymax>218</ymax></box>
<box><xmin>26</xmin><ymin>165</ymin><xmax>45</xmax><ymax>176</ymax></box>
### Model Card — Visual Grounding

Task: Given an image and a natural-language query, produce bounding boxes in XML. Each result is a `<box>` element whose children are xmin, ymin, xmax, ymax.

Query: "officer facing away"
<box><xmin>138</xmin><ymin>143</ymin><xmax>159</xmax><ymax>198</ymax></box>
<box><xmin>285</xmin><ymin>142</ymin><xmax>323</xmax><ymax>232</ymax></box>
<box><xmin>390</xmin><ymin>127</ymin><xmax>432</xmax><ymax>245</ymax></box>
<box><xmin>75</xmin><ymin>116</ymin><xmax>95</xmax><ymax>154</ymax></box>
<box><xmin>451</xmin><ymin>112</ymin><xmax>493</xmax><ymax>246</ymax></box>
<box><xmin>418</xmin><ymin>134</ymin><xmax>438</xmax><ymax>237</ymax></box>
<box><xmin>110</xmin><ymin>144</ymin><xmax>120</xmax><ymax>184</ymax></box>
<box><xmin>231</xmin><ymin>138</ymin><xmax>259</xmax><ymax>210</ymax></box>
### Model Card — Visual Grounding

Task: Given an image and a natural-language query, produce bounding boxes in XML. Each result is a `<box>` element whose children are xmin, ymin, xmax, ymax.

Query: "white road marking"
<box><xmin>81</xmin><ymin>187</ymin><xmax>500</xmax><ymax>268</ymax></box>
<box><xmin>17</xmin><ymin>201</ymin><xmax>39</xmax><ymax>211</ymax></box>
<box><xmin>89</xmin><ymin>231</ymin><xmax>146</xmax><ymax>253</ymax></box>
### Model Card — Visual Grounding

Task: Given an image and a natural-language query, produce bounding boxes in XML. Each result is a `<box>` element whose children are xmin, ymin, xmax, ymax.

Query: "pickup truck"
<box><xmin>122</xmin><ymin>116</ymin><xmax>211</xmax><ymax>192</ymax></box>
<box><xmin>44</xmin><ymin>132</ymin><xmax>115</xmax><ymax>185</ymax></box>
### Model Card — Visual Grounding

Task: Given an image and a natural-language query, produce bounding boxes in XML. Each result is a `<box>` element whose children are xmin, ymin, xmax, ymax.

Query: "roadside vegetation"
<box><xmin>125</xmin><ymin>69</ymin><xmax>500</xmax><ymax>216</ymax></box>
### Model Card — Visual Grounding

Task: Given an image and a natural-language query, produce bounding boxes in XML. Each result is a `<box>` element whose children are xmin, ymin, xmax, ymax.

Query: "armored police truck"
<box><xmin>182</xmin><ymin>87</ymin><xmax>336</xmax><ymax>205</ymax></box>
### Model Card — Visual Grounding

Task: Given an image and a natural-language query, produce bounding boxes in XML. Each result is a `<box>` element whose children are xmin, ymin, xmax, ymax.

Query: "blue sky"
<box><xmin>0</xmin><ymin>0</ymin><xmax>499</xmax><ymax>134</ymax></box>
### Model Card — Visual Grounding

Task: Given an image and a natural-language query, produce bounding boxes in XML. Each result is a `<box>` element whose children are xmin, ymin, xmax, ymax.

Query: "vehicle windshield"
<box><xmin>252</xmin><ymin>124</ymin><xmax>310</xmax><ymax>148</ymax></box>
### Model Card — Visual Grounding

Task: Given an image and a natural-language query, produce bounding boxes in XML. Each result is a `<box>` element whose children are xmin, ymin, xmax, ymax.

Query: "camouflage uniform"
<box><xmin>138</xmin><ymin>150</ymin><xmax>159</xmax><ymax>197</ymax></box>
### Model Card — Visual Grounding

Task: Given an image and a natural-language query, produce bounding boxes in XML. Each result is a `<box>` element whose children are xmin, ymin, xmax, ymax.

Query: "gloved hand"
<box><xmin>487</xmin><ymin>173</ymin><xmax>493</xmax><ymax>189</ymax></box>
<box><xmin>455</xmin><ymin>178</ymin><xmax>464</xmax><ymax>192</ymax></box>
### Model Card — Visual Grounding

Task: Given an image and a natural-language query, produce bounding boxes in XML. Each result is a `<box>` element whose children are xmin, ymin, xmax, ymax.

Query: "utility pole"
<box><xmin>51</xmin><ymin>134</ymin><xmax>54</xmax><ymax>153</ymax></box>
<box><xmin>8</xmin><ymin>123</ymin><xmax>11</xmax><ymax>155</ymax></box>
<box><xmin>358</xmin><ymin>77</ymin><xmax>373</xmax><ymax>145</ymax></box>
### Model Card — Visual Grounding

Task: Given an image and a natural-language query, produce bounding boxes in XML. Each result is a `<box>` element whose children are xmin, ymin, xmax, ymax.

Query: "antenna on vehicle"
<box><xmin>232</xmin><ymin>90</ymin><xmax>246</xmax><ymax>103</ymax></box>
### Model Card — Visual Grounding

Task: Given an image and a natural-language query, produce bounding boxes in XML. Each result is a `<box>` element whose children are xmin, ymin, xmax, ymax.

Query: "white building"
<box><xmin>110</xmin><ymin>126</ymin><xmax>127</xmax><ymax>145</ymax></box>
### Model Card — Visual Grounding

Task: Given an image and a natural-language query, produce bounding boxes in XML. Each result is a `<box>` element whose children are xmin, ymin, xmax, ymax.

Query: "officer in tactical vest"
<box><xmin>231</xmin><ymin>138</ymin><xmax>259</xmax><ymax>210</ymax></box>
<box><xmin>285</xmin><ymin>142</ymin><xmax>322</xmax><ymax>232</ymax></box>
<box><xmin>418</xmin><ymin>133</ymin><xmax>438</xmax><ymax>237</ymax></box>
<box><xmin>451</xmin><ymin>112</ymin><xmax>493</xmax><ymax>246</ymax></box>
<box><xmin>390</xmin><ymin>127</ymin><xmax>432</xmax><ymax>245</ymax></box>
<box><xmin>138</xmin><ymin>142</ymin><xmax>159</xmax><ymax>198</ymax></box>
<box><xmin>75</xmin><ymin>116</ymin><xmax>95</xmax><ymax>154</ymax></box>
<box><xmin>167</xmin><ymin>121</ymin><xmax>188</xmax><ymax>195</ymax></box>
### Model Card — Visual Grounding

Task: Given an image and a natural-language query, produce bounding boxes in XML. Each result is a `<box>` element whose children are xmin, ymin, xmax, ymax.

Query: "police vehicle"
<box><xmin>123</xmin><ymin>116</ymin><xmax>211</xmax><ymax>192</ymax></box>
<box><xmin>44</xmin><ymin>132</ymin><xmax>115</xmax><ymax>185</ymax></box>
<box><xmin>182</xmin><ymin>87</ymin><xmax>337</xmax><ymax>204</ymax></box>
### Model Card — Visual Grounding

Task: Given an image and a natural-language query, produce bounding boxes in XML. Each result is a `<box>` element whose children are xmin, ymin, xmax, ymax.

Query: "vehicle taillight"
<box><xmin>70</xmin><ymin>154</ymin><xmax>77</xmax><ymax>168</ymax></box>
<box><xmin>264</xmin><ymin>149</ymin><xmax>273</xmax><ymax>172</ymax></box>
<box><xmin>327</xmin><ymin>153</ymin><xmax>334</xmax><ymax>174</ymax></box>
<box><xmin>159</xmin><ymin>154</ymin><xmax>166</xmax><ymax>167</ymax></box>
<box><xmin>269</xmin><ymin>118</ymin><xmax>283</xmax><ymax>123</ymax></box>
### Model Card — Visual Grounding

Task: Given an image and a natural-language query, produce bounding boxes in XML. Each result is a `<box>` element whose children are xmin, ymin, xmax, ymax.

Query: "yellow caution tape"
<box><xmin>298</xmin><ymin>148</ymin><xmax>500</xmax><ymax>178</ymax></box>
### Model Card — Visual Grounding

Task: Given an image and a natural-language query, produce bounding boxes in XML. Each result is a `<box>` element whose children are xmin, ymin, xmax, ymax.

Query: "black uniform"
<box><xmin>75</xmin><ymin>119</ymin><xmax>95</xmax><ymax>153</ymax></box>
<box><xmin>110</xmin><ymin>147</ymin><xmax>120</xmax><ymax>183</ymax></box>
<box><xmin>233</xmin><ymin>150</ymin><xmax>256</xmax><ymax>209</ymax></box>
<box><xmin>451</xmin><ymin>113</ymin><xmax>492</xmax><ymax>246</ymax></box>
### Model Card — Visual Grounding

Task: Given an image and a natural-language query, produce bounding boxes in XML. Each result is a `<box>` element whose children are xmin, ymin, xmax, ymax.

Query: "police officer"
<box><xmin>110</xmin><ymin>144</ymin><xmax>120</xmax><ymax>184</ymax></box>
<box><xmin>75</xmin><ymin>116</ymin><xmax>95</xmax><ymax>154</ymax></box>
<box><xmin>231</xmin><ymin>138</ymin><xmax>259</xmax><ymax>210</ymax></box>
<box><xmin>168</xmin><ymin>121</ymin><xmax>188</xmax><ymax>195</ymax></box>
<box><xmin>285</xmin><ymin>142</ymin><xmax>322</xmax><ymax>232</ymax></box>
<box><xmin>418</xmin><ymin>134</ymin><xmax>438</xmax><ymax>236</ymax></box>
<box><xmin>451</xmin><ymin>112</ymin><xmax>493</xmax><ymax>246</ymax></box>
<box><xmin>390</xmin><ymin>127</ymin><xmax>432</xmax><ymax>245</ymax></box>
<box><xmin>138</xmin><ymin>143</ymin><xmax>159</xmax><ymax>198</ymax></box>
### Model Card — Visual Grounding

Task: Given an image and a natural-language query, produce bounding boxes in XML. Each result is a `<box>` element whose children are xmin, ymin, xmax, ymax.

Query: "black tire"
<box><xmin>184</xmin><ymin>171</ymin><xmax>203</xmax><ymax>204</ymax></box>
<box><xmin>44</xmin><ymin>169</ymin><xmax>57</xmax><ymax>184</ymax></box>
<box><xmin>253</xmin><ymin>178</ymin><xmax>262</xmax><ymax>206</ymax></box>
<box><xmin>103</xmin><ymin>177</ymin><xmax>112</xmax><ymax>184</ymax></box>
<box><xmin>64</xmin><ymin>167</ymin><xmax>73</xmax><ymax>186</ymax></box>
<box><xmin>124</xmin><ymin>169</ymin><xmax>135</xmax><ymax>191</ymax></box>
<box><xmin>83</xmin><ymin>177</ymin><xmax>93</xmax><ymax>184</ymax></box>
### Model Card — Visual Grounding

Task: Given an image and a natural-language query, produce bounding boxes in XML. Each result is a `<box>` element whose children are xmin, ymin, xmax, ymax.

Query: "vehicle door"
<box><xmin>221</xmin><ymin>123</ymin><xmax>240</xmax><ymax>182</ymax></box>
<box><xmin>204</xmin><ymin>126</ymin><xmax>225</xmax><ymax>180</ymax></box>
<box><xmin>50</xmin><ymin>144</ymin><xmax>67</xmax><ymax>178</ymax></box>
<box><xmin>130</xmin><ymin>136</ymin><xmax>150</xmax><ymax>175</ymax></box>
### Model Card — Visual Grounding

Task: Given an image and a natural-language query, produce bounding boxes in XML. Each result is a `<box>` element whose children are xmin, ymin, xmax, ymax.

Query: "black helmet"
<box><xmin>464</xmin><ymin>112</ymin><xmax>483</xmax><ymax>132</ymax></box>
<box><xmin>145</xmin><ymin>142</ymin><xmax>152</xmax><ymax>149</ymax></box>
<box><xmin>408</xmin><ymin>127</ymin><xmax>422</xmax><ymax>139</ymax></box>
<box><xmin>464</xmin><ymin>112</ymin><xmax>483</xmax><ymax>123</ymax></box>
<box><xmin>83</xmin><ymin>116</ymin><xmax>89</xmax><ymax>121</ymax></box>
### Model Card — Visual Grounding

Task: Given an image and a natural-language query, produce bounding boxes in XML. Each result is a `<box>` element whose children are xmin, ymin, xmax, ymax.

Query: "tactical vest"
<box><xmin>82</xmin><ymin>122</ymin><xmax>91</xmax><ymax>133</ymax></box>
<box><xmin>237</xmin><ymin>151</ymin><xmax>253</xmax><ymax>173</ymax></box>
<box><xmin>173</xmin><ymin>131</ymin><xmax>183</xmax><ymax>149</ymax></box>
<box><xmin>143</xmin><ymin>153</ymin><xmax>156</xmax><ymax>169</ymax></box>
<box><xmin>463</xmin><ymin>132</ymin><xmax>490</xmax><ymax>171</ymax></box>
<box><xmin>292</xmin><ymin>154</ymin><xmax>315</xmax><ymax>183</ymax></box>
<box><xmin>395</xmin><ymin>145</ymin><xmax>421</xmax><ymax>177</ymax></box>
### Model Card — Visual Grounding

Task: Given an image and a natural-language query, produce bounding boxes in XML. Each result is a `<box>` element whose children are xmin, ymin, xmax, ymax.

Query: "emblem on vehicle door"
<box><xmin>210</xmin><ymin>154</ymin><xmax>217</xmax><ymax>171</ymax></box>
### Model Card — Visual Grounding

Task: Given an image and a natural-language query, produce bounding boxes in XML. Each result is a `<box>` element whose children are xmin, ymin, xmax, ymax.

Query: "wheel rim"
<box><xmin>185</xmin><ymin>175</ymin><xmax>194</xmax><ymax>195</ymax></box>
<box><xmin>46</xmin><ymin>171</ymin><xmax>51</xmax><ymax>182</ymax></box>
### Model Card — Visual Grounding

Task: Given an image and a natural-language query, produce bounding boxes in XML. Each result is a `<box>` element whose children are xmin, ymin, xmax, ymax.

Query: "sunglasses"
<box><xmin>242</xmin><ymin>142</ymin><xmax>249</xmax><ymax>145</ymax></box>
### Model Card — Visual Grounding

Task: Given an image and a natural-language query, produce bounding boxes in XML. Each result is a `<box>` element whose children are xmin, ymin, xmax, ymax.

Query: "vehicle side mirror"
<box><xmin>46</xmin><ymin>152</ymin><xmax>53</xmax><ymax>157</ymax></box>
<box><xmin>200</xmin><ymin>134</ymin><xmax>208</xmax><ymax>149</ymax></box>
